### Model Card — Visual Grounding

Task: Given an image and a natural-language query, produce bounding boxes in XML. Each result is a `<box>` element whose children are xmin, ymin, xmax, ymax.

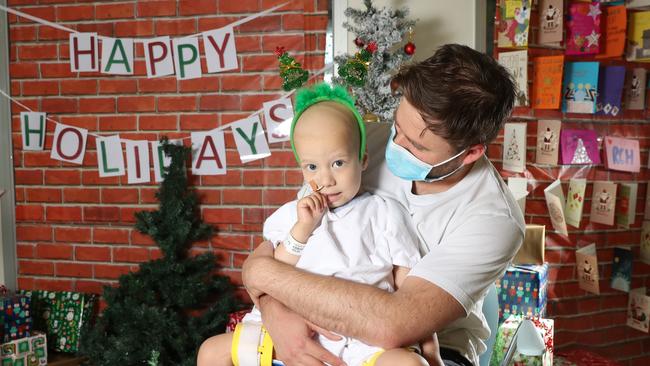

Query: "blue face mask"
<box><xmin>385</xmin><ymin>125</ymin><xmax>467</xmax><ymax>182</ymax></box>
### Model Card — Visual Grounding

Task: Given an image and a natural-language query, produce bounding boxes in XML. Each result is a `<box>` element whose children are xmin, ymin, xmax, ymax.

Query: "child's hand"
<box><xmin>296</xmin><ymin>191</ymin><xmax>327</xmax><ymax>233</ymax></box>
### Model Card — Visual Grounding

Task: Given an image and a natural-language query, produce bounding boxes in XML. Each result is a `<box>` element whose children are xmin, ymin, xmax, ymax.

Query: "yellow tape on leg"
<box><xmin>361</xmin><ymin>350</ymin><xmax>385</xmax><ymax>366</ymax></box>
<box><xmin>258</xmin><ymin>327</ymin><xmax>274</xmax><ymax>366</ymax></box>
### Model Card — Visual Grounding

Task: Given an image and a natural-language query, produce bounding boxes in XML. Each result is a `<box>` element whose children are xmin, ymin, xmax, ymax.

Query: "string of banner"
<box><xmin>0</xmin><ymin>2</ymin><xmax>330</xmax><ymax>184</ymax></box>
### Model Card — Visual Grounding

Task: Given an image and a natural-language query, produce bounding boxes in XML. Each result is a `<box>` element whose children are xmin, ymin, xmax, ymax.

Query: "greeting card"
<box><xmin>627</xmin><ymin>288</ymin><xmax>650</xmax><ymax>333</ymax></box>
<box><xmin>538</xmin><ymin>0</ymin><xmax>563</xmax><ymax>45</ymax></box>
<box><xmin>536</xmin><ymin>120</ymin><xmax>561</xmax><ymax>165</ymax></box>
<box><xmin>565</xmin><ymin>178</ymin><xmax>587</xmax><ymax>228</ymax></box>
<box><xmin>616</xmin><ymin>183</ymin><xmax>638</xmax><ymax>229</ymax></box>
<box><xmin>626</xmin><ymin>11</ymin><xmax>650</xmax><ymax>62</ymax></box>
<box><xmin>497</xmin><ymin>0</ymin><xmax>532</xmax><ymax>48</ymax></box>
<box><xmin>625</xmin><ymin>68</ymin><xmax>647</xmax><ymax>110</ymax></box>
<box><xmin>596</xmin><ymin>5</ymin><xmax>627</xmax><ymax>59</ymax></box>
<box><xmin>544</xmin><ymin>179</ymin><xmax>568</xmax><ymax>236</ymax></box>
<box><xmin>499</xmin><ymin>51</ymin><xmax>529</xmax><ymax>106</ymax></box>
<box><xmin>596</xmin><ymin>66</ymin><xmax>626</xmax><ymax>116</ymax></box>
<box><xmin>576</xmin><ymin>243</ymin><xmax>600</xmax><ymax>295</ymax></box>
<box><xmin>503</xmin><ymin>123</ymin><xmax>527</xmax><ymax>173</ymax></box>
<box><xmin>611</xmin><ymin>247</ymin><xmax>633</xmax><ymax>293</ymax></box>
<box><xmin>604</xmin><ymin>136</ymin><xmax>640</xmax><ymax>173</ymax></box>
<box><xmin>566</xmin><ymin>2</ymin><xmax>601</xmax><ymax>55</ymax></box>
<box><xmin>508</xmin><ymin>177</ymin><xmax>529</xmax><ymax>216</ymax></box>
<box><xmin>641</xmin><ymin>221</ymin><xmax>650</xmax><ymax>264</ymax></box>
<box><xmin>590</xmin><ymin>181</ymin><xmax>617</xmax><ymax>226</ymax></box>
<box><xmin>532</xmin><ymin>55</ymin><xmax>564</xmax><ymax>109</ymax></box>
<box><xmin>562</xmin><ymin>62</ymin><xmax>599</xmax><ymax>114</ymax></box>
<box><xmin>560</xmin><ymin>129</ymin><xmax>600</xmax><ymax>165</ymax></box>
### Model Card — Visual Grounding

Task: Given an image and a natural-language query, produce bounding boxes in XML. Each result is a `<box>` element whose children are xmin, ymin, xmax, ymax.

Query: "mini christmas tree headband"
<box><xmin>290</xmin><ymin>82</ymin><xmax>366</xmax><ymax>163</ymax></box>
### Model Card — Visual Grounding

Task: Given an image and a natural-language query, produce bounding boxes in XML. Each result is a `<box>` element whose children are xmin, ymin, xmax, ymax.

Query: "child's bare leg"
<box><xmin>197</xmin><ymin>333</ymin><xmax>234</xmax><ymax>366</ymax></box>
<box><xmin>374</xmin><ymin>348</ymin><xmax>428</xmax><ymax>366</ymax></box>
<box><xmin>421</xmin><ymin>333</ymin><xmax>445</xmax><ymax>366</ymax></box>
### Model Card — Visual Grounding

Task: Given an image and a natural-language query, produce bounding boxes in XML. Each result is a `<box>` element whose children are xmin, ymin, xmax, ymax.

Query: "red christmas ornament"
<box><xmin>354</xmin><ymin>37</ymin><xmax>365</xmax><ymax>48</ymax></box>
<box><xmin>404</xmin><ymin>42</ymin><xmax>416</xmax><ymax>56</ymax></box>
<box><xmin>366</xmin><ymin>41</ymin><xmax>378</xmax><ymax>53</ymax></box>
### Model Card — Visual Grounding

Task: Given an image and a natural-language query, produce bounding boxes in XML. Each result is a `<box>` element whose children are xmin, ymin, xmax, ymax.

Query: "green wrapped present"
<box><xmin>0</xmin><ymin>331</ymin><xmax>47</xmax><ymax>365</ymax></box>
<box><xmin>490</xmin><ymin>315</ymin><xmax>554</xmax><ymax>366</ymax></box>
<box><xmin>19</xmin><ymin>291</ymin><xmax>95</xmax><ymax>354</ymax></box>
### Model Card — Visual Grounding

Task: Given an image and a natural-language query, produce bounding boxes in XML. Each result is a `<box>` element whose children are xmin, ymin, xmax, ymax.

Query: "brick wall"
<box><xmin>492</xmin><ymin>1</ymin><xmax>650</xmax><ymax>364</ymax></box>
<box><xmin>8</xmin><ymin>0</ymin><xmax>328</xmax><ymax>302</ymax></box>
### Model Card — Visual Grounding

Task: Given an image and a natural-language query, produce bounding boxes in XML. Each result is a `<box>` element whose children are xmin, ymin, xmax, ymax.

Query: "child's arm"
<box><xmin>274</xmin><ymin>191</ymin><xmax>327</xmax><ymax>266</ymax></box>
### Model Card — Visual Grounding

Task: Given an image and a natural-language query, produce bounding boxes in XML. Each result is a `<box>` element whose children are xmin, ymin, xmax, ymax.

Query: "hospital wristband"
<box><xmin>283</xmin><ymin>233</ymin><xmax>307</xmax><ymax>256</ymax></box>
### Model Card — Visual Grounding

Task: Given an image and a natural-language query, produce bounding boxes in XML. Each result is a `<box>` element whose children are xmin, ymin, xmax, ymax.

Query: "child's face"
<box><xmin>294</xmin><ymin>103</ymin><xmax>367</xmax><ymax>208</ymax></box>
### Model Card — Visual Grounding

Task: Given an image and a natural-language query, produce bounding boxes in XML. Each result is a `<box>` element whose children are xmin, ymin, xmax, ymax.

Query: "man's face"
<box><xmin>392</xmin><ymin>97</ymin><xmax>464</xmax><ymax>179</ymax></box>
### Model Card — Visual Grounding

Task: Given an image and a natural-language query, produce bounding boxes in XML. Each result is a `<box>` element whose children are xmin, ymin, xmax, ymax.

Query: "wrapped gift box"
<box><xmin>19</xmin><ymin>290</ymin><xmax>96</xmax><ymax>353</ymax></box>
<box><xmin>490</xmin><ymin>315</ymin><xmax>554</xmax><ymax>366</ymax></box>
<box><xmin>225</xmin><ymin>309</ymin><xmax>251</xmax><ymax>333</ymax></box>
<box><xmin>0</xmin><ymin>293</ymin><xmax>32</xmax><ymax>343</ymax></box>
<box><xmin>554</xmin><ymin>350</ymin><xmax>622</xmax><ymax>366</ymax></box>
<box><xmin>496</xmin><ymin>264</ymin><xmax>549</xmax><ymax>322</ymax></box>
<box><xmin>0</xmin><ymin>331</ymin><xmax>47</xmax><ymax>365</ymax></box>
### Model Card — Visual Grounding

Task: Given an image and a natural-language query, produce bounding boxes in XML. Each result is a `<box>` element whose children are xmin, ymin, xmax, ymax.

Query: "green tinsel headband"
<box><xmin>290</xmin><ymin>82</ymin><xmax>366</xmax><ymax>163</ymax></box>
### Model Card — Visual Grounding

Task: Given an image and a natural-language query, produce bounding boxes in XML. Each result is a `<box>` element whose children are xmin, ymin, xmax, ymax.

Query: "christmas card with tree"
<box><xmin>497</xmin><ymin>0</ymin><xmax>532</xmax><ymax>48</ymax></box>
<box><xmin>544</xmin><ymin>179</ymin><xmax>568</xmax><ymax>236</ymax></box>
<box><xmin>596</xmin><ymin>66</ymin><xmax>626</xmax><ymax>116</ymax></box>
<box><xmin>611</xmin><ymin>247</ymin><xmax>633</xmax><ymax>292</ymax></box>
<box><xmin>538</xmin><ymin>0</ymin><xmax>563</xmax><ymax>45</ymax></box>
<box><xmin>562</xmin><ymin>62</ymin><xmax>599</xmax><ymax>114</ymax></box>
<box><xmin>532</xmin><ymin>55</ymin><xmax>564</xmax><ymax>109</ymax></box>
<box><xmin>641</xmin><ymin>221</ymin><xmax>650</xmax><ymax>264</ymax></box>
<box><xmin>576</xmin><ymin>243</ymin><xmax>600</xmax><ymax>295</ymax></box>
<box><xmin>498</xmin><ymin>50</ymin><xmax>528</xmax><ymax>106</ymax></box>
<box><xmin>565</xmin><ymin>178</ymin><xmax>587</xmax><ymax>228</ymax></box>
<box><xmin>604</xmin><ymin>136</ymin><xmax>641</xmax><ymax>173</ymax></box>
<box><xmin>596</xmin><ymin>4</ymin><xmax>627</xmax><ymax>59</ymax></box>
<box><xmin>616</xmin><ymin>183</ymin><xmax>638</xmax><ymax>229</ymax></box>
<box><xmin>560</xmin><ymin>129</ymin><xmax>600</xmax><ymax>165</ymax></box>
<box><xmin>627</xmin><ymin>288</ymin><xmax>650</xmax><ymax>333</ymax></box>
<box><xmin>536</xmin><ymin>119</ymin><xmax>561</xmax><ymax>165</ymax></box>
<box><xmin>565</xmin><ymin>2</ymin><xmax>601</xmax><ymax>55</ymax></box>
<box><xmin>508</xmin><ymin>177</ymin><xmax>529</xmax><ymax>216</ymax></box>
<box><xmin>503</xmin><ymin>123</ymin><xmax>527</xmax><ymax>173</ymax></box>
<box><xmin>590</xmin><ymin>181</ymin><xmax>617</xmax><ymax>226</ymax></box>
<box><xmin>627</xmin><ymin>11</ymin><xmax>650</xmax><ymax>61</ymax></box>
<box><xmin>625</xmin><ymin>68</ymin><xmax>647</xmax><ymax>110</ymax></box>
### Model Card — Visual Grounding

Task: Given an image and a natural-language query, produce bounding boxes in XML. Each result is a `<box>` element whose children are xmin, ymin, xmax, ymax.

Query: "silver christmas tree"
<box><xmin>334</xmin><ymin>0</ymin><xmax>415</xmax><ymax>122</ymax></box>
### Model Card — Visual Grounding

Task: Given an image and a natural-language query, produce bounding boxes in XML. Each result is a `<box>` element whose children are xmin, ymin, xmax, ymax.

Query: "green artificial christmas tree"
<box><xmin>80</xmin><ymin>140</ymin><xmax>239</xmax><ymax>366</ymax></box>
<box><xmin>334</xmin><ymin>0</ymin><xmax>416</xmax><ymax>122</ymax></box>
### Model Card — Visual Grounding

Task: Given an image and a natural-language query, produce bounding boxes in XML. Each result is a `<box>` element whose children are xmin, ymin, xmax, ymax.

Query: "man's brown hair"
<box><xmin>392</xmin><ymin>44</ymin><xmax>515</xmax><ymax>152</ymax></box>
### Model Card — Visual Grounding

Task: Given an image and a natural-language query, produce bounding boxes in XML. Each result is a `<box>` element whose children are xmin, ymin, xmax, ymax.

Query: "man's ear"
<box><xmin>462</xmin><ymin>144</ymin><xmax>486</xmax><ymax>165</ymax></box>
<box><xmin>361</xmin><ymin>151</ymin><xmax>369</xmax><ymax>171</ymax></box>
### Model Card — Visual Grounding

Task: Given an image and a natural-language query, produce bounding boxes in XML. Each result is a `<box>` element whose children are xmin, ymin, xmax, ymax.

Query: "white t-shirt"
<box><xmin>362</xmin><ymin>123</ymin><xmax>525</xmax><ymax>366</ymax></box>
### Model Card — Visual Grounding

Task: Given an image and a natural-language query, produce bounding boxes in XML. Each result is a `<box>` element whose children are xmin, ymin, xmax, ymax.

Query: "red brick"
<box><xmin>61</xmin><ymin>79</ymin><xmax>97</xmax><ymax>95</ymax></box>
<box><xmin>221</xmin><ymin>75</ymin><xmax>261</xmax><ymax>91</ymax></box>
<box><xmin>139</xmin><ymin>115</ymin><xmax>177</xmax><ymax>130</ymax></box>
<box><xmin>38</xmin><ymin>26</ymin><xmax>69</xmax><ymax>41</ymax></box>
<box><xmin>15</xmin><ymin>205</ymin><xmax>44</xmax><ymax>221</ymax></box>
<box><xmin>101</xmin><ymin>188</ymin><xmax>138</xmax><ymax>204</ymax></box>
<box><xmin>16</xmin><ymin>225</ymin><xmax>52</xmax><ymax>241</ymax></box>
<box><xmin>84</xmin><ymin>207</ymin><xmax>120</xmax><ymax>223</ymax></box>
<box><xmin>23</xmin><ymin>152</ymin><xmax>61</xmax><ymax>167</ymax></box>
<box><xmin>46</xmin><ymin>206</ymin><xmax>82</xmax><ymax>222</ymax></box>
<box><xmin>78</xmin><ymin>97</ymin><xmax>116</xmax><ymax>113</ymax></box>
<box><xmin>16</xmin><ymin>6</ymin><xmax>55</xmax><ymax>22</ymax></box>
<box><xmin>16</xmin><ymin>244</ymin><xmax>35</xmax><ymax>258</ymax></box>
<box><xmin>179</xmin><ymin>77</ymin><xmax>220</xmax><ymax>92</ymax></box>
<box><xmin>242</xmin><ymin>55</ymin><xmax>279</xmax><ymax>72</ymax></box>
<box><xmin>180</xmin><ymin>0</ymin><xmax>218</xmax><ymax>15</ymax></box>
<box><xmin>179</xmin><ymin>114</ymin><xmax>219</xmax><ymax>130</ymax></box>
<box><xmin>241</xmin><ymin>94</ymin><xmax>280</xmax><ymax>111</ymax></box>
<box><xmin>96</xmin><ymin>3</ymin><xmax>135</xmax><ymax>19</ymax></box>
<box><xmin>94</xmin><ymin>264</ymin><xmax>133</xmax><ymax>279</ymax></box>
<box><xmin>19</xmin><ymin>260</ymin><xmax>54</xmax><ymax>276</ymax></box>
<box><xmin>81</xmin><ymin>170</ymin><xmax>120</xmax><ymax>186</ymax></box>
<box><xmin>93</xmin><ymin>227</ymin><xmax>129</xmax><ymax>244</ymax></box>
<box><xmin>45</xmin><ymin>170</ymin><xmax>81</xmax><ymax>185</ymax></box>
<box><xmin>63</xmin><ymin>188</ymin><xmax>100</xmax><ymax>203</ymax></box>
<box><xmin>223</xmin><ymin>189</ymin><xmax>262</xmax><ymax>204</ymax></box>
<box><xmin>21</xmin><ymin>80</ymin><xmax>59</xmax><ymax>96</ymax></box>
<box><xmin>211</xmin><ymin>234</ymin><xmax>252</xmax><ymax>251</ymax></box>
<box><xmin>25</xmin><ymin>187</ymin><xmax>62</xmax><ymax>203</ymax></box>
<box><xmin>198</xmin><ymin>16</ymin><xmax>239</xmax><ymax>31</ymax></box>
<box><xmin>243</xmin><ymin>170</ymin><xmax>283</xmax><ymax>186</ymax></box>
<box><xmin>219</xmin><ymin>0</ymin><xmax>259</xmax><ymax>13</ymax></box>
<box><xmin>41</xmin><ymin>98</ymin><xmax>78</xmax><ymax>114</ymax></box>
<box><xmin>15</xmin><ymin>169</ymin><xmax>43</xmax><ymax>185</ymax></box>
<box><xmin>137</xmin><ymin>1</ymin><xmax>177</xmax><ymax>17</ymax></box>
<box><xmin>36</xmin><ymin>243</ymin><xmax>73</xmax><ymax>260</ymax></box>
<box><xmin>203</xmin><ymin>208</ymin><xmax>242</xmax><ymax>224</ymax></box>
<box><xmin>155</xmin><ymin>19</ymin><xmax>197</xmax><ymax>36</ymax></box>
<box><xmin>262</xmin><ymin>34</ymin><xmax>304</xmax><ymax>52</ymax></box>
<box><xmin>55</xmin><ymin>262</ymin><xmax>92</xmax><ymax>278</ymax></box>
<box><xmin>158</xmin><ymin>96</ymin><xmax>197</xmax><ymax>112</ymax></box>
<box><xmin>99</xmin><ymin>115</ymin><xmax>137</xmax><ymax>131</ymax></box>
<box><xmin>75</xmin><ymin>246</ymin><xmax>111</xmax><ymax>262</ymax></box>
<box><xmin>99</xmin><ymin>79</ymin><xmax>138</xmax><ymax>94</ymax></box>
<box><xmin>16</xmin><ymin>278</ymin><xmax>35</xmax><ymax>291</ymax></box>
<box><xmin>304</xmin><ymin>14</ymin><xmax>328</xmax><ymax>31</ymax></box>
<box><xmin>55</xmin><ymin>227</ymin><xmax>92</xmax><ymax>243</ymax></box>
<box><xmin>113</xmin><ymin>247</ymin><xmax>150</xmax><ymax>263</ymax></box>
<box><xmin>115</xmin><ymin>20</ymin><xmax>154</xmax><ymax>37</ymax></box>
<box><xmin>263</xmin><ymin>189</ymin><xmax>296</xmax><ymax>205</ymax></box>
<box><xmin>199</xmin><ymin>94</ymin><xmax>241</xmax><ymax>111</ymax></box>
<box><xmin>262</xmin><ymin>0</ymin><xmax>305</xmax><ymax>11</ymax></box>
<box><xmin>131</xmin><ymin>231</ymin><xmax>156</xmax><ymax>246</ymax></box>
<box><xmin>239</xmin><ymin>15</ymin><xmax>281</xmax><ymax>32</ymax></box>
<box><xmin>76</xmin><ymin>280</ymin><xmax>106</xmax><ymax>294</ymax></box>
<box><xmin>281</xmin><ymin>13</ymin><xmax>304</xmax><ymax>31</ymax></box>
<box><xmin>33</xmin><ymin>278</ymin><xmax>74</xmax><ymax>292</ymax></box>
<box><xmin>10</xmin><ymin>25</ymin><xmax>37</xmax><ymax>41</ymax></box>
<box><xmin>117</xmin><ymin>96</ymin><xmax>156</xmax><ymax>112</ymax></box>
<box><xmin>56</xmin><ymin>5</ymin><xmax>94</xmax><ymax>21</ymax></box>
<box><xmin>9</xmin><ymin>63</ymin><xmax>38</xmax><ymax>79</ymax></box>
<box><xmin>40</xmin><ymin>63</ymin><xmax>70</xmax><ymax>78</ymax></box>
<box><xmin>138</xmin><ymin>78</ymin><xmax>177</xmax><ymax>93</ymax></box>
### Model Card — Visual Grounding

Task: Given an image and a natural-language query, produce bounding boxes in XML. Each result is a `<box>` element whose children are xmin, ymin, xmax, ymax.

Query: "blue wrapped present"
<box><xmin>496</xmin><ymin>263</ymin><xmax>549</xmax><ymax>323</ymax></box>
<box><xmin>0</xmin><ymin>294</ymin><xmax>32</xmax><ymax>343</ymax></box>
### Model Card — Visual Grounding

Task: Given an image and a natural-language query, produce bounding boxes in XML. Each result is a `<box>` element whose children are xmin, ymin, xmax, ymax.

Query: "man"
<box><xmin>242</xmin><ymin>44</ymin><xmax>525</xmax><ymax>366</ymax></box>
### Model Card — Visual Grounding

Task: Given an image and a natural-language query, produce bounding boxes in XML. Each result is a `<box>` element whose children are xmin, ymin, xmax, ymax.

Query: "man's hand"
<box><xmin>242</xmin><ymin>241</ymin><xmax>276</xmax><ymax>307</ymax></box>
<box><xmin>260</xmin><ymin>296</ymin><xmax>346</xmax><ymax>366</ymax></box>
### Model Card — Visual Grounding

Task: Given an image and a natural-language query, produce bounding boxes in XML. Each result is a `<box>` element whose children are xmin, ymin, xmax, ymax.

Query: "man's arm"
<box><xmin>243</xmin><ymin>242</ymin><xmax>464</xmax><ymax>349</ymax></box>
